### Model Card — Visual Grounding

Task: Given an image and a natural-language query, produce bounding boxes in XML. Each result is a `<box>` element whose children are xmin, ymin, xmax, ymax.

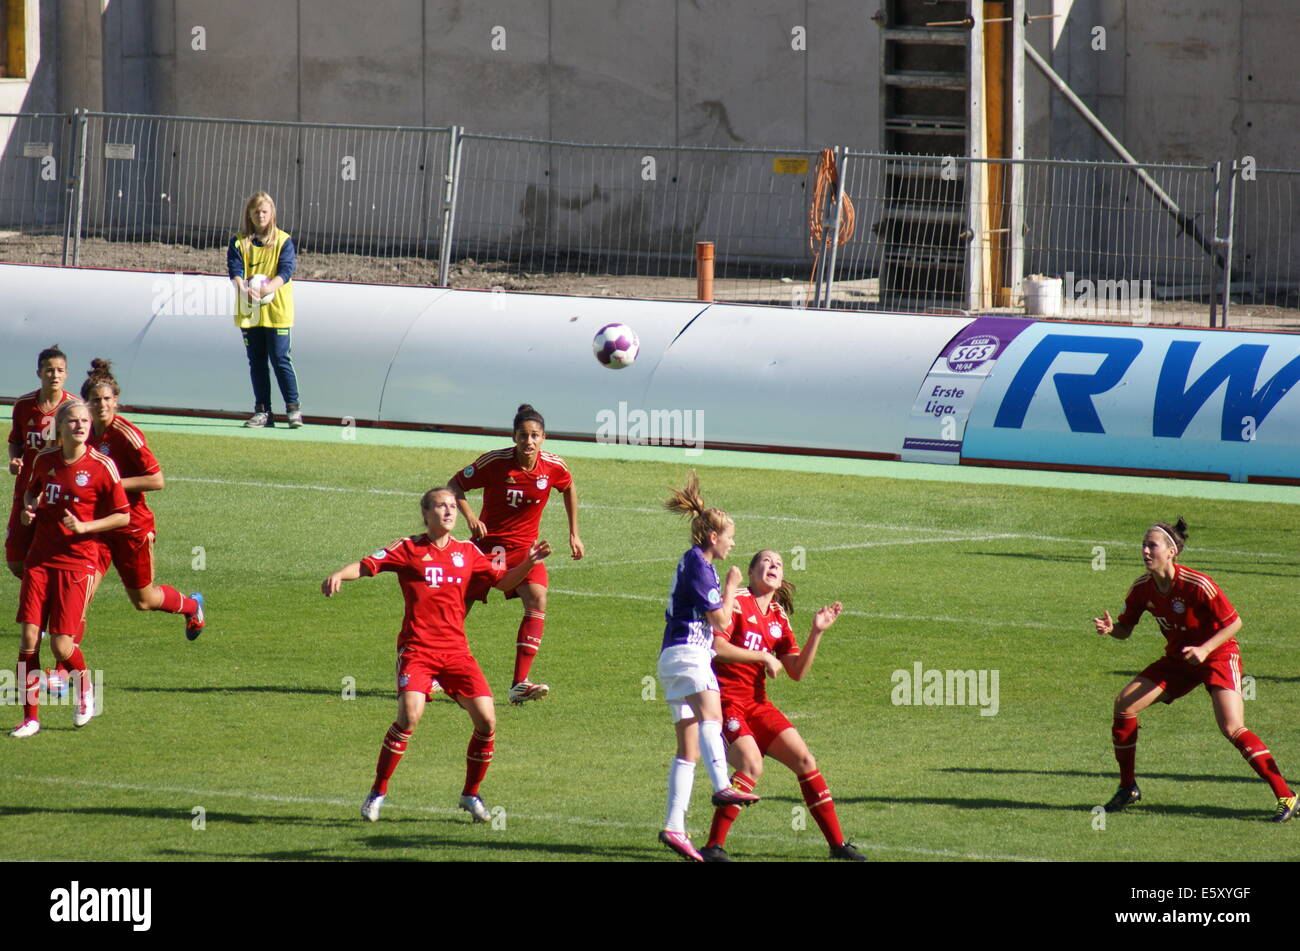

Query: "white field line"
<box><xmin>9</xmin><ymin>773</ymin><xmax>1049</xmax><ymax>862</ymax></box>
<box><xmin>166</xmin><ymin>477</ymin><xmax>1289</xmax><ymax>559</ymax></box>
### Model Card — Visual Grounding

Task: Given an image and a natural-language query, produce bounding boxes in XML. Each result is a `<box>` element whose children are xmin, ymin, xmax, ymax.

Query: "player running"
<box><xmin>7</xmin><ymin>345</ymin><xmax>77</xmax><ymax>579</ymax></box>
<box><xmin>448</xmin><ymin>404</ymin><xmax>582</xmax><ymax>704</ymax></box>
<box><xmin>657</xmin><ymin>473</ymin><xmax>774</xmax><ymax>861</ymax></box>
<box><xmin>1094</xmin><ymin>518</ymin><xmax>1297</xmax><ymax>822</ymax></box>
<box><xmin>11</xmin><ymin>400</ymin><xmax>128</xmax><ymax>737</ymax></box>
<box><xmin>81</xmin><ymin>359</ymin><xmax>205</xmax><ymax>639</ymax></box>
<box><xmin>701</xmin><ymin>549</ymin><xmax>864</xmax><ymax>862</ymax></box>
<box><xmin>322</xmin><ymin>487</ymin><xmax>551</xmax><ymax>823</ymax></box>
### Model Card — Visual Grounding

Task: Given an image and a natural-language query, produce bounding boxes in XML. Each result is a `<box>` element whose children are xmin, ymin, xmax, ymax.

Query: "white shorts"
<box><xmin>658</xmin><ymin>644</ymin><xmax>718</xmax><ymax>723</ymax></box>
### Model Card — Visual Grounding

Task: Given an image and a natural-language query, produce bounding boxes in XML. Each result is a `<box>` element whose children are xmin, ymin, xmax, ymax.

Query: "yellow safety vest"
<box><xmin>233</xmin><ymin>228</ymin><xmax>296</xmax><ymax>329</ymax></box>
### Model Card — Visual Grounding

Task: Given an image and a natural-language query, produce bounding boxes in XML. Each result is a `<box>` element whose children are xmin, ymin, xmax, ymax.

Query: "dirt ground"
<box><xmin>3</xmin><ymin>232</ymin><xmax>1297</xmax><ymax>331</ymax></box>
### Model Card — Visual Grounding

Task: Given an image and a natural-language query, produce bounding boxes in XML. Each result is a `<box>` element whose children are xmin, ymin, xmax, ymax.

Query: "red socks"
<box><xmin>373</xmin><ymin>723</ymin><xmax>412</xmax><ymax>795</ymax></box>
<box><xmin>156</xmin><ymin>586</ymin><xmax>198</xmax><ymax>615</ymax></box>
<box><xmin>1112</xmin><ymin>714</ymin><xmax>1139</xmax><ymax>787</ymax></box>
<box><xmin>1231</xmin><ymin>729</ymin><xmax>1293</xmax><ymax>798</ymax></box>
<box><xmin>463</xmin><ymin>730</ymin><xmax>495</xmax><ymax>797</ymax></box>
<box><xmin>706</xmin><ymin>771</ymin><xmax>756</xmax><ymax>848</ymax></box>
<box><xmin>18</xmin><ymin>649</ymin><xmax>39</xmax><ymax>722</ymax></box>
<box><xmin>798</xmin><ymin>769</ymin><xmax>845</xmax><ymax>847</ymax></box>
<box><xmin>512</xmin><ymin>611</ymin><xmax>545</xmax><ymax>684</ymax></box>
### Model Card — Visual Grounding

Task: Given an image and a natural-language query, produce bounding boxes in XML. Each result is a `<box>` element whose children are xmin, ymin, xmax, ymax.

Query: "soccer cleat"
<box><xmin>426</xmin><ymin>678</ymin><xmax>443</xmax><ymax>701</ymax></box>
<box><xmin>243</xmin><ymin>411</ymin><xmax>271</xmax><ymax>429</ymax></box>
<box><xmin>185</xmin><ymin>593</ymin><xmax>205</xmax><ymax>641</ymax></box>
<box><xmin>658</xmin><ymin>829</ymin><xmax>704</xmax><ymax>862</ymax></box>
<box><xmin>1271</xmin><ymin>793</ymin><xmax>1299</xmax><ymax>823</ymax></box>
<box><xmin>287</xmin><ymin>408</ymin><xmax>304</xmax><ymax>429</ymax></box>
<box><xmin>9</xmin><ymin>719</ymin><xmax>40</xmax><ymax>738</ymax></box>
<box><xmin>699</xmin><ymin>844</ymin><xmax>732</xmax><ymax>863</ymax></box>
<box><xmin>507</xmin><ymin>680</ymin><xmax>550</xmax><ymax>705</ymax></box>
<box><xmin>45</xmin><ymin>670</ymin><xmax>67</xmax><ymax>699</ymax></box>
<box><xmin>711</xmin><ymin>786</ymin><xmax>761</xmax><ymax>808</ymax></box>
<box><xmin>361</xmin><ymin>791</ymin><xmax>384</xmax><ymax>822</ymax></box>
<box><xmin>459</xmin><ymin>794</ymin><xmax>491</xmax><ymax>822</ymax></box>
<box><xmin>829</xmin><ymin>841</ymin><xmax>868</xmax><ymax>862</ymax></box>
<box><xmin>1103</xmin><ymin>783</ymin><xmax>1142</xmax><ymax>813</ymax></box>
<box><xmin>73</xmin><ymin>682</ymin><xmax>95</xmax><ymax>728</ymax></box>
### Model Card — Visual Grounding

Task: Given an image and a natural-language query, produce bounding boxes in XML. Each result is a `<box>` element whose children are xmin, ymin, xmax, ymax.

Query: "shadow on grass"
<box><xmin>157</xmin><ymin>836</ymin><xmax>671</xmax><ymax>861</ymax></box>
<box><xmin>822</xmin><ymin>794</ymin><xmax>1261</xmax><ymax>822</ymax></box>
<box><xmin>934</xmin><ymin>765</ymin><xmax>1263</xmax><ymax>785</ymax></box>
<box><xmin>118</xmin><ymin>685</ymin><xmax>397</xmax><ymax>699</ymax></box>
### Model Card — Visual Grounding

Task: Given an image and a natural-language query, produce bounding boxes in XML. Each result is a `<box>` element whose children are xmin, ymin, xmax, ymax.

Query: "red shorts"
<box><xmin>16</xmin><ymin>563</ymin><xmax>98</xmax><ymax>638</ymax></box>
<box><xmin>98</xmin><ymin>531</ymin><xmax>155</xmax><ymax>589</ymax></box>
<box><xmin>721</xmin><ymin>699</ymin><xmax>794</xmax><ymax>755</ymax></box>
<box><xmin>1140</xmin><ymin>651</ymin><xmax>1243</xmax><ymax>704</ymax></box>
<box><xmin>5</xmin><ymin>498</ymin><xmax>34</xmax><ymax>564</ymax></box>
<box><xmin>464</xmin><ymin>542</ymin><xmax>547</xmax><ymax>604</ymax></box>
<box><xmin>396</xmin><ymin>649</ymin><xmax>491</xmax><ymax>700</ymax></box>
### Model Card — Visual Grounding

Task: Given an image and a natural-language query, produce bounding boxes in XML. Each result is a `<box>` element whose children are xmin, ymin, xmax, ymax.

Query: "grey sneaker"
<box><xmin>243</xmin><ymin>411</ymin><xmax>271</xmax><ymax>428</ymax></box>
<box><xmin>287</xmin><ymin>403</ymin><xmax>304</xmax><ymax>428</ymax></box>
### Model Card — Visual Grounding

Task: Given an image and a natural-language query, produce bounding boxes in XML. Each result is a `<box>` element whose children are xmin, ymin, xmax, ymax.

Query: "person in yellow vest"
<box><xmin>228</xmin><ymin>192</ymin><xmax>302</xmax><ymax>428</ymax></box>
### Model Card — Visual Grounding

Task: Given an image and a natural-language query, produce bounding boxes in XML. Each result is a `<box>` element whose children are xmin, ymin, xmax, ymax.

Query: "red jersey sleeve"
<box><xmin>360</xmin><ymin>537</ymin><xmax>412</xmax><ymax>577</ymax></box>
<box><xmin>7</xmin><ymin>402</ymin><xmax>19</xmax><ymax>450</ymax></box>
<box><xmin>544</xmin><ymin>453</ymin><xmax>573</xmax><ymax>491</ymax></box>
<box><xmin>1117</xmin><ymin>577</ymin><xmax>1148</xmax><ymax>628</ymax></box>
<box><xmin>1194</xmin><ymin>576</ymin><xmax>1239</xmax><ymax>630</ymax></box>
<box><xmin>98</xmin><ymin>462</ymin><xmax>129</xmax><ymax>518</ymax></box>
<box><xmin>452</xmin><ymin>454</ymin><xmax>495</xmax><ymax>492</ymax></box>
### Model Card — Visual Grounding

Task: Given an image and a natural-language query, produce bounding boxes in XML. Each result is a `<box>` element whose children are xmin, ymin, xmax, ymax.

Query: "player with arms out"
<box><xmin>322</xmin><ymin>487</ymin><xmax>551</xmax><ymax>822</ymax></box>
<box><xmin>657</xmin><ymin>473</ymin><xmax>777</xmax><ymax>861</ymax></box>
<box><xmin>82</xmin><ymin>359</ymin><xmax>205</xmax><ymax>639</ymax></box>
<box><xmin>7</xmin><ymin>345</ymin><xmax>77</xmax><ymax>579</ymax></box>
<box><xmin>11</xmin><ymin>400</ymin><xmax>129</xmax><ymax>737</ymax></box>
<box><xmin>701</xmin><ymin>550</ymin><xmax>863</xmax><ymax>862</ymax></box>
<box><xmin>448</xmin><ymin>404</ymin><xmax>582</xmax><ymax>705</ymax></box>
<box><xmin>1094</xmin><ymin>518</ymin><xmax>1297</xmax><ymax>822</ymax></box>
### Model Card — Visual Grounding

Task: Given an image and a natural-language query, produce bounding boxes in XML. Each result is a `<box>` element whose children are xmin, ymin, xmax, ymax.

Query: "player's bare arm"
<box><xmin>562</xmin><ymin>484</ymin><xmax>584</xmax><ymax>560</ymax></box>
<box><xmin>712</xmin><ymin>635</ymin><xmax>784</xmax><ymax>678</ymax></box>
<box><xmin>62</xmin><ymin>510</ymin><xmax>129</xmax><ymax>536</ymax></box>
<box><xmin>120</xmin><ymin>472</ymin><xmax>165</xmax><ymax>493</ymax></box>
<box><xmin>784</xmin><ymin>601</ymin><xmax>844</xmax><ymax>680</ymax></box>
<box><xmin>322</xmin><ymin>561</ymin><xmax>364</xmax><ymax>596</ymax></box>
<box><xmin>448</xmin><ymin>477</ymin><xmax>486</xmax><ymax>538</ymax></box>
<box><xmin>1093</xmin><ymin>610</ymin><xmax>1133</xmax><ymax>639</ymax></box>
<box><xmin>1182</xmin><ymin>617</ymin><xmax>1242</xmax><ymax>665</ymax></box>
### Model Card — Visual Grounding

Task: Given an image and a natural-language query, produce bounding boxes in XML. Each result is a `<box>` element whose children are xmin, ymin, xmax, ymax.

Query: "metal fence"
<box><xmin>1</xmin><ymin>111</ymin><xmax>1297</xmax><ymax>331</ymax></box>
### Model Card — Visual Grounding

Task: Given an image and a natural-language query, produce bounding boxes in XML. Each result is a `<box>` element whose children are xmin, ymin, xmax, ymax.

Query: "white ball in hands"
<box><xmin>248</xmin><ymin>274</ymin><xmax>273</xmax><ymax>305</ymax></box>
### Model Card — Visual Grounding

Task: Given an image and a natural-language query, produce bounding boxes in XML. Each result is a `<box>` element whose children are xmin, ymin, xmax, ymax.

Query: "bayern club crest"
<box><xmin>74</xmin><ymin>472</ymin><xmax>90</xmax><ymax>487</ymax></box>
<box><xmin>768</xmin><ymin>622</ymin><xmax>782</xmax><ymax>639</ymax></box>
<box><xmin>726</xmin><ymin>718</ymin><xmax>741</xmax><ymax>734</ymax></box>
<box><xmin>398</xmin><ymin>673</ymin><xmax>409</xmax><ymax>688</ymax></box>
<box><xmin>452</xmin><ymin>552</ymin><xmax>465</xmax><ymax>567</ymax></box>
<box><xmin>1172</xmin><ymin>599</ymin><xmax>1186</xmax><ymax>614</ymax></box>
<box><xmin>536</xmin><ymin>476</ymin><xmax>548</xmax><ymax>490</ymax></box>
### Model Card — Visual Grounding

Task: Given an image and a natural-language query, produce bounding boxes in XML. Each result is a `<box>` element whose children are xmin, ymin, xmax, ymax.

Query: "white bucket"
<box><xmin>1023</xmin><ymin>275</ymin><xmax>1063</xmax><ymax>317</ymax></box>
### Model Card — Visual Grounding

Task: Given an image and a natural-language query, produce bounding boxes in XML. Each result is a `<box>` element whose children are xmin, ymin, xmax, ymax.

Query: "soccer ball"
<box><xmin>593</xmin><ymin>323</ymin><xmax>640</xmax><ymax>370</ymax></box>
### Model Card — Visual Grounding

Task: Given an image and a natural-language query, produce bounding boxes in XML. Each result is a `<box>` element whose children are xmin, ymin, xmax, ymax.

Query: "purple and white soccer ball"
<box><xmin>592</xmin><ymin>322</ymin><xmax>640</xmax><ymax>370</ymax></box>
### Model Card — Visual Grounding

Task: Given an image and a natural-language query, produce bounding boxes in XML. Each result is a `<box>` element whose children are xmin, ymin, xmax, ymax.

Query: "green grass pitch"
<box><xmin>1</xmin><ymin>425</ymin><xmax>1297</xmax><ymax>862</ymax></box>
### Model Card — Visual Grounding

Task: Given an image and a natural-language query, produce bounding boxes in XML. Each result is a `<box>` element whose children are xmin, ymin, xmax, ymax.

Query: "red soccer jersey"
<box><xmin>360</xmin><ymin>534</ymin><xmax>506</xmax><ymax>655</ymax></box>
<box><xmin>1117</xmin><ymin>564</ymin><xmax>1241</xmax><ymax>660</ymax></box>
<box><xmin>451</xmin><ymin>448</ymin><xmax>572</xmax><ymax>551</ymax></box>
<box><xmin>713</xmin><ymin>588</ymin><xmax>801</xmax><ymax>705</ymax></box>
<box><xmin>91</xmin><ymin>416</ymin><xmax>160</xmax><ymax>537</ymax></box>
<box><xmin>8</xmin><ymin>390</ymin><xmax>77</xmax><ymax>499</ymax></box>
<box><xmin>23</xmin><ymin>447</ymin><xmax>129</xmax><ymax>571</ymax></box>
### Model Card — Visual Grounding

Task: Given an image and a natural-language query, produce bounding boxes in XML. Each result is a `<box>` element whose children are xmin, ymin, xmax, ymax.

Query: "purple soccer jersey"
<box><xmin>661</xmin><ymin>546</ymin><xmax>724</xmax><ymax>651</ymax></box>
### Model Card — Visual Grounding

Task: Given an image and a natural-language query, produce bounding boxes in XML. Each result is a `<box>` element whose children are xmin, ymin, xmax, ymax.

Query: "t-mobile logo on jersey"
<box><xmin>505</xmin><ymin>488</ymin><xmax>525</xmax><ymax>507</ymax></box>
<box><xmin>890</xmin><ymin>662</ymin><xmax>1000</xmax><ymax>717</ymax></box>
<box><xmin>49</xmin><ymin>881</ymin><xmax>151</xmax><ymax>931</ymax></box>
<box><xmin>594</xmin><ymin>402</ymin><xmax>705</xmax><ymax>457</ymax></box>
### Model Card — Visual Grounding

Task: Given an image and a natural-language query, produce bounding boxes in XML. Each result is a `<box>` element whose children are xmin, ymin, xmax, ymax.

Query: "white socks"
<box><xmin>664</xmin><ymin>757</ymin><xmax>696</xmax><ymax>832</ymax></box>
<box><xmin>699</xmin><ymin>719</ymin><xmax>730</xmax><ymax>792</ymax></box>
